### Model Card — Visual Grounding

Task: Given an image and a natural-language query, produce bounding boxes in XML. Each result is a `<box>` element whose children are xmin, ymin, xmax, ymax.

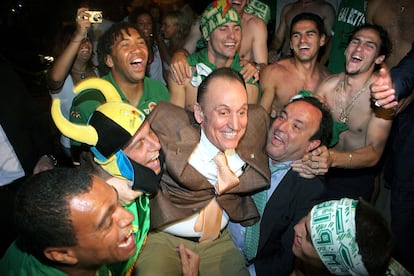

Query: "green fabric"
<box><xmin>386</xmin><ymin>258</ymin><xmax>412</xmax><ymax>276</ymax></box>
<box><xmin>310</xmin><ymin>198</ymin><xmax>368</xmax><ymax>275</ymax></box>
<box><xmin>187</xmin><ymin>48</ymin><xmax>257</xmax><ymax>87</ymax></box>
<box><xmin>70</xmin><ymin>73</ymin><xmax>169</xmax><ymax>125</ymax></box>
<box><xmin>200</xmin><ymin>2</ymin><xmax>240</xmax><ymax>40</ymax></box>
<box><xmin>243</xmin><ymin>0</ymin><xmax>271</xmax><ymax>24</ymax></box>
<box><xmin>70</xmin><ymin>73</ymin><xmax>169</xmax><ymax>146</ymax></box>
<box><xmin>0</xmin><ymin>241</ymin><xmax>110</xmax><ymax>276</ymax></box>
<box><xmin>244</xmin><ymin>189</ymin><xmax>267</xmax><ymax>261</ymax></box>
<box><xmin>108</xmin><ymin>196</ymin><xmax>150</xmax><ymax>275</ymax></box>
<box><xmin>328</xmin><ymin>0</ymin><xmax>367</xmax><ymax>73</ymax></box>
<box><xmin>330</xmin><ymin>121</ymin><xmax>348</xmax><ymax>147</ymax></box>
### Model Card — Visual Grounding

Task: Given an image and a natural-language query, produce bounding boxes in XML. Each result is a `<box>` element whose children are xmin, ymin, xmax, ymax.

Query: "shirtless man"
<box><xmin>231</xmin><ymin>0</ymin><xmax>269</xmax><ymax>70</ymax></box>
<box><xmin>168</xmin><ymin>1</ymin><xmax>259</xmax><ymax>112</ymax></box>
<box><xmin>366</xmin><ymin>0</ymin><xmax>414</xmax><ymax>68</ymax></box>
<box><xmin>171</xmin><ymin>0</ymin><xmax>269</xmax><ymax>85</ymax></box>
<box><xmin>269</xmin><ymin>0</ymin><xmax>335</xmax><ymax>62</ymax></box>
<box><xmin>293</xmin><ymin>24</ymin><xmax>393</xmax><ymax>202</ymax></box>
<box><xmin>260</xmin><ymin>12</ymin><xmax>330</xmax><ymax>116</ymax></box>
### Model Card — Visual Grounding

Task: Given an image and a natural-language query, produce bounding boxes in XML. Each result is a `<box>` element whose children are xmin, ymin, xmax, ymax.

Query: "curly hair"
<box><xmin>97</xmin><ymin>21</ymin><xmax>147</xmax><ymax>75</ymax></box>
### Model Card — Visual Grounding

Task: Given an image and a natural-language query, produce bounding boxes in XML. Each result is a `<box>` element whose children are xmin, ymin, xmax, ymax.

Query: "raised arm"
<box><xmin>47</xmin><ymin>8</ymin><xmax>91</xmax><ymax>93</ymax></box>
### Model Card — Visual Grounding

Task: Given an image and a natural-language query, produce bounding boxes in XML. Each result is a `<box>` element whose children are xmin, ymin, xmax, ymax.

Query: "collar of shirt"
<box><xmin>268</xmin><ymin>159</ymin><xmax>291</xmax><ymax>200</ymax></box>
<box><xmin>188</xmin><ymin>130</ymin><xmax>246</xmax><ymax>184</ymax></box>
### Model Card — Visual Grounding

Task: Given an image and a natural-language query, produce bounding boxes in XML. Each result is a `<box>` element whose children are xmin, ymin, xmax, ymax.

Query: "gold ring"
<box><xmin>77</xmin><ymin>15</ymin><xmax>81</xmax><ymax>20</ymax></box>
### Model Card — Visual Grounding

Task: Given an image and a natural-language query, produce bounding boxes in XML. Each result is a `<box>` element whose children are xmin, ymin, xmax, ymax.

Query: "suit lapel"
<box><xmin>257</xmin><ymin>170</ymin><xmax>294</xmax><ymax>252</ymax></box>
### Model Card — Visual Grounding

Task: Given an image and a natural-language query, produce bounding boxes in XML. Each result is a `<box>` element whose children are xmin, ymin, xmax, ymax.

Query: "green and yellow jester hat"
<box><xmin>51</xmin><ymin>78</ymin><xmax>159</xmax><ymax>275</ymax></box>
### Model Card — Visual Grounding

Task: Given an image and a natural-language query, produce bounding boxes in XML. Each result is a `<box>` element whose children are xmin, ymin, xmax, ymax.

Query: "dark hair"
<box><xmin>290</xmin><ymin>12</ymin><xmax>326</xmax><ymax>37</ymax></box>
<box><xmin>14</xmin><ymin>168</ymin><xmax>93</xmax><ymax>264</ymax></box>
<box><xmin>356</xmin><ymin>199</ymin><xmax>394</xmax><ymax>275</ymax></box>
<box><xmin>97</xmin><ymin>21</ymin><xmax>147</xmax><ymax>75</ymax></box>
<box><xmin>348</xmin><ymin>24</ymin><xmax>392</xmax><ymax>62</ymax></box>
<box><xmin>290</xmin><ymin>96</ymin><xmax>333</xmax><ymax>147</ymax></box>
<box><xmin>196</xmin><ymin>67</ymin><xmax>246</xmax><ymax>106</ymax></box>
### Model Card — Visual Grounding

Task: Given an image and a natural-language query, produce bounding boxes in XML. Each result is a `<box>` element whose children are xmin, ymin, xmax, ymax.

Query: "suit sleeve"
<box><xmin>391</xmin><ymin>43</ymin><xmax>414</xmax><ymax>99</ymax></box>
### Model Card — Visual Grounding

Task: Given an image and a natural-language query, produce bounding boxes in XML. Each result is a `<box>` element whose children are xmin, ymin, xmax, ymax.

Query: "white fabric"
<box><xmin>190</xmin><ymin>63</ymin><xmax>213</xmax><ymax>87</ymax></box>
<box><xmin>310</xmin><ymin>198</ymin><xmax>369</xmax><ymax>275</ymax></box>
<box><xmin>0</xmin><ymin>124</ymin><xmax>25</xmax><ymax>185</ymax></box>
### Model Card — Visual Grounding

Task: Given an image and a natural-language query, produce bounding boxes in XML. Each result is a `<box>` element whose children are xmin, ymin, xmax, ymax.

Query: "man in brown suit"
<box><xmin>134</xmin><ymin>68</ymin><xmax>270</xmax><ymax>275</ymax></box>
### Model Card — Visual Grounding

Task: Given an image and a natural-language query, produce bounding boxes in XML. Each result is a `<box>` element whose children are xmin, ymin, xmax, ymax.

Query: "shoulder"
<box><xmin>318</xmin><ymin>73</ymin><xmax>341</xmax><ymax>91</ymax></box>
<box><xmin>148</xmin><ymin>102</ymin><xmax>190</xmax><ymax>126</ymax></box>
<box><xmin>247</xmin><ymin>104</ymin><xmax>270</xmax><ymax>128</ymax></box>
<box><xmin>263</xmin><ymin>60</ymin><xmax>290</xmax><ymax>76</ymax></box>
<box><xmin>291</xmin><ymin>171</ymin><xmax>326</xmax><ymax>194</ymax></box>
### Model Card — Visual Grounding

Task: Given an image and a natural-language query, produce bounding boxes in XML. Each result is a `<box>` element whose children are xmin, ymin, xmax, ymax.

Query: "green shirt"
<box><xmin>0</xmin><ymin>241</ymin><xmax>110</xmax><ymax>276</ymax></box>
<box><xmin>70</xmin><ymin>73</ymin><xmax>169</xmax><ymax>125</ymax></box>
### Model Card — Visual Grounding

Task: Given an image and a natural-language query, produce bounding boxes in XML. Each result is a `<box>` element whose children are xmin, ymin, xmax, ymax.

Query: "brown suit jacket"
<box><xmin>148</xmin><ymin>101</ymin><xmax>270</xmax><ymax>230</ymax></box>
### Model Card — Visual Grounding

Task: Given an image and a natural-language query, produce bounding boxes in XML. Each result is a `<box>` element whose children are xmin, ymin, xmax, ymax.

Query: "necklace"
<box><xmin>336</xmin><ymin>76</ymin><xmax>373</xmax><ymax>124</ymax></box>
<box><xmin>71</xmin><ymin>68</ymin><xmax>87</xmax><ymax>79</ymax></box>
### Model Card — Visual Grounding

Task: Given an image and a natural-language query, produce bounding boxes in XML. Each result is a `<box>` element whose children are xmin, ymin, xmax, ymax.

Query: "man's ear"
<box><xmin>194</xmin><ymin>103</ymin><xmax>204</xmax><ymax>124</ymax></box>
<box><xmin>319</xmin><ymin>33</ymin><xmax>326</xmax><ymax>47</ymax></box>
<box><xmin>105</xmin><ymin>54</ymin><xmax>114</xmax><ymax>68</ymax></box>
<box><xmin>375</xmin><ymin>54</ymin><xmax>385</xmax><ymax>65</ymax></box>
<box><xmin>43</xmin><ymin>247</ymin><xmax>78</xmax><ymax>265</ymax></box>
<box><xmin>306</xmin><ymin>140</ymin><xmax>321</xmax><ymax>153</ymax></box>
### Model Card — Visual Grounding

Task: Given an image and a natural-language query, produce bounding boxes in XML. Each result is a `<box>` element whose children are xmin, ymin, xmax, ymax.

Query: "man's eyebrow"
<box><xmin>96</xmin><ymin>187</ymin><xmax>118</xmax><ymax>230</ymax></box>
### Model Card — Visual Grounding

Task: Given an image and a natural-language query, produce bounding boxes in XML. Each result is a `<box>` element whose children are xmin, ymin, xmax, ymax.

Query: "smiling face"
<box><xmin>231</xmin><ymin>0</ymin><xmax>248</xmax><ymax>13</ymax></box>
<box><xmin>123</xmin><ymin>121</ymin><xmax>162</xmax><ymax>174</ymax></box>
<box><xmin>345</xmin><ymin>28</ymin><xmax>385</xmax><ymax>75</ymax></box>
<box><xmin>290</xmin><ymin>19</ymin><xmax>325</xmax><ymax>62</ymax></box>
<box><xmin>69</xmin><ymin>176</ymin><xmax>136</xmax><ymax>265</ymax></box>
<box><xmin>135</xmin><ymin>13</ymin><xmax>153</xmax><ymax>39</ymax></box>
<box><xmin>292</xmin><ymin>213</ymin><xmax>324</xmax><ymax>268</ymax></box>
<box><xmin>76</xmin><ymin>38</ymin><xmax>93</xmax><ymax>63</ymax></box>
<box><xmin>266</xmin><ymin>100</ymin><xmax>322</xmax><ymax>162</ymax></box>
<box><xmin>105</xmin><ymin>27</ymin><xmax>148</xmax><ymax>83</ymax></box>
<box><xmin>208</xmin><ymin>22</ymin><xmax>241</xmax><ymax>62</ymax></box>
<box><xmin>194</xmin><ymin>76</ymin><xmax>248</xmax><ymax>151</ymax></box>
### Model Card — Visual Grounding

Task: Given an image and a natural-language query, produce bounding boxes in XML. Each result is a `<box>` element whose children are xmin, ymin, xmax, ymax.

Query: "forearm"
<box><xmin>329</xmin><ymin>146</ymin><xmax>383</xmax><ymax>169</ymax></box>
<box><xmin>48</xmin><ymin>35</ymin><xmax>84</xmax><ymax>91</ymax></box>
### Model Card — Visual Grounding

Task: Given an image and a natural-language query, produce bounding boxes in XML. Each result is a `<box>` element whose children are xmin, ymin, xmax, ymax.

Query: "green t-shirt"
<box><xmin>328</xmin><ymin>0</ymin><xmax>367</xmax><ymax>73</ymax></box>
<box><xmin>187</xmin><ymin>48</ymin><xmax>258</xmax><ymax>87</ymax></box>
<box><xmin>70</xmin><ymin>73</ymin><xmax>169</xmax><ymax>125</ymax></box>
<box><xmin>0</xmin><ymin>241</ymin><xmax>110</xmax><ymax>276</ymax></box>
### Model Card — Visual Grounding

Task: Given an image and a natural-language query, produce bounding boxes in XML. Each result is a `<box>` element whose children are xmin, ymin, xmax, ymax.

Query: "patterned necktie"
<box><xmin>244</xmin><ymin>189</ymin><xmax>267</xmax><ymax>261</ymax></box>
<box><xmin>244</xmin><ymin>162</ymin><xmax>289</xmax><ymax>260</ymax></box>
